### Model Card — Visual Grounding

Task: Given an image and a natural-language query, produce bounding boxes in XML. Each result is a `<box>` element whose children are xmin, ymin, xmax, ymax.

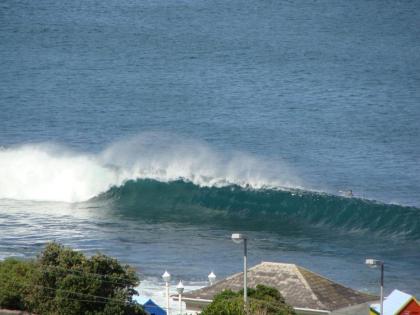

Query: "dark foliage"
<box><xmin>0</xmin><ymin>258</ymin><xmax>35</xmax><ymax>310</ymax></box>
<box><xmin>0</xmin><ymin>242</ymin><xmax>146</xmax><ymax>315</ymax></box>
<box><xmin>201</xmin><ymin>284</ymin><xmax>296</xmax><ymax>315</ymax></box>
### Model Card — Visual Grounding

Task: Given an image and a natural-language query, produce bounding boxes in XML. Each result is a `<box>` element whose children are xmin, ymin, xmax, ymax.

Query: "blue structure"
<box><xmin>143</xmin><ymin>299</ymin><xmax>166</xmax><ymax>315</ymax></box>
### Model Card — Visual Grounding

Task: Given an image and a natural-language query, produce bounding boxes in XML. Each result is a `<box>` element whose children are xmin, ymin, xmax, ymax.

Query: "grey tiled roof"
<box><xmin>183</xmin><ymin>262</ymin><xmax>377</xmax><ymax>311</ymax></box>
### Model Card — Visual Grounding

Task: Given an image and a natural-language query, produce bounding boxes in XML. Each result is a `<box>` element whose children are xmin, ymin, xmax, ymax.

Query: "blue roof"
<box><xmin>143</xmin><ymin>299</ymin><xmax>167</xmax><ymax>315</ymax></box>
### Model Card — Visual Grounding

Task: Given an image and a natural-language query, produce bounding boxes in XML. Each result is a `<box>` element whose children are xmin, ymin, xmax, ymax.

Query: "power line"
<box><xmin>31</xmin><ymin>284</ymin><xmax>134</xmax><ymax>305</ymax></box>
<box><xmin>18</xmin><ymin>282</ymin><xmax>138</xmax><ymax>306</ymax></box>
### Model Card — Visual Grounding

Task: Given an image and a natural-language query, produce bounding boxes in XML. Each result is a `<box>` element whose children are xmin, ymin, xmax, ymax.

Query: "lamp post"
<box><xmin>176</xmin><ymin>281</ymin><xmax>184</xmax><ymax>315</ymax></box>
<box><xmin>366</xmin><ymin>259</ymin><xmax>384</xmax><ymax>315</ymax></box>
<box><xmin>231</xmin><ymin>233</ymin><xmax>248</xmax><ymax>307</ymax></box>
<box><xmin>162</xmin><ymin>271</ymin><xmax>171</xmax><ymax>315</ymax></box>
<box><xmin>208</xmin><ymin>271</ymin><xmax>216</xmax><ymax>286</ymax></box>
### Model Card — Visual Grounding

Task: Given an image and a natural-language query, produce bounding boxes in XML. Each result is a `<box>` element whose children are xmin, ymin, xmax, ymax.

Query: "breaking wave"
<box><xmin>0</xmin><ymin>133</ymin><xmax>302</xmax><ymax>202</ymax></box>
<box><xmin>96</xmin><ymin>179</ymin><xmax>420</xmax><ymax>241</ymax></box>
<box><xmin>1</xmin><ymin>134</ymin><xmax>419</xmax><ymax>240</ymax></box>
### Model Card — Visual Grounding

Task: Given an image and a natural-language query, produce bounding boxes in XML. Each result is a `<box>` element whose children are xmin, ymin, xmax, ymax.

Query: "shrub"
<box><xmin>0</xmin><ymin>258</ymin><xmax>35</xmax><ymax>310</ymax></box>
<box><xmin>0</xmin><ymin>242</ymin><xmax>146</xmax><ymax>315</ymax></box>
<box><xmin>201</xmin><ymin>284</ymin><xmax>296</xmax><ymax>315</ymax></box>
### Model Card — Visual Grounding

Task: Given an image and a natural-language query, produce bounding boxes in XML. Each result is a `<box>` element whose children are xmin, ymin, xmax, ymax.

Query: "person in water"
<box><xmin>339</xmin><ymin>190</ymin><xmax>353</xmax><ymax>197</ymax></box>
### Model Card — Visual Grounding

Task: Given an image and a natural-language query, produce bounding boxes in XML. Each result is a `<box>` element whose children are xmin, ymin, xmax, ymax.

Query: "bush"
<box><xmin>0</xmin><ymin>258</ymin><xmax>35</xmax><ymax>310</ymax></box>
<box><xmin>201</xmin><ymin>284</ymin><xmax>296</xmax><ymax>315</ymax></box>
<box><xmin>0</xmin><ymin>243</ymin><xmax>146</xmax><ymax>315</ymax></box>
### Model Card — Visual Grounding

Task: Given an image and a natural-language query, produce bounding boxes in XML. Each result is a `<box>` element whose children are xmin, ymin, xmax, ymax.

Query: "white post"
<box><xmin>232</xmin><ymin>233</ymin><xmax>248</xmax><ymax>313</ymax></box>
<box><xmin>176</xmin><ymin>280</ymin><xmax>184</xmax><ymax>315</ymax></box>
<box><xmin>365</xmin><ymin>259</ymin><xmax>384</xmax><ymax>315</ymax></box>
<box><xmin>243</xmin><ymin>238</ymin><xmax>247</xmax><ymax>306</ymax></box>
<box><xmin>380</xmin><ymin>263</ymin><xmax>384</xmax><ymax>315</ymax></box>
<box><xmin>166</xmin><ymin>281</ymin><xmax>170</xmax><ymax>315</ymax></box>
<box><xmin>162</xmin><ymin>271</ymin><xmax>171</xmax><ymax>315</ymax></box>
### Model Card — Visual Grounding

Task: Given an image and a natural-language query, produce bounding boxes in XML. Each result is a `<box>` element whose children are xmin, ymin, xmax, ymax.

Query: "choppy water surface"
<box><xmin>1</xmin><ymin>0</ymin><xmax>420</xmax><ymax>297</ymax></box>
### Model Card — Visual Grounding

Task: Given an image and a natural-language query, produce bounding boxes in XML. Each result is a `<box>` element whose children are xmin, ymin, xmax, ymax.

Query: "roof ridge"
<box><xmin>293</xmin><ymin>264</ymin><xmax>325</xmax><ymax>309</ymax></box>
<box><xmin>223</xmin><ymin>270</ymin><xmax>244</xmax><ymax>281</ymax></box>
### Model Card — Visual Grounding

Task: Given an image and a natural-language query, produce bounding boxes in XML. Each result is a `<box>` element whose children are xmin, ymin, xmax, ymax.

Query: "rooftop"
<box><xmin>183</xmin><ymin>261</ymin><xmax>377</xmax><ymax>312</ymax></box>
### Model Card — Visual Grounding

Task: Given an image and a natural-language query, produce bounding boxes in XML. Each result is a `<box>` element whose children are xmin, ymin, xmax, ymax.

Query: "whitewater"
<box><xmin>1</xmin><ymin>134</ymin><xmax>419</xmax><ymax>244</ymax></box>
<box><xmin>0</xmin><ymin>134</ymin><xmax>304</xmax><ymax>202</ymax></box>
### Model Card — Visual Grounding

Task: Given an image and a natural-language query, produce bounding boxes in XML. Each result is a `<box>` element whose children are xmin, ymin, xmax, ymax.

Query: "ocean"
<box><xmin>1</xmin><ymin>0</ymin><xmax>419</xmax><ymax>299</ymax></box>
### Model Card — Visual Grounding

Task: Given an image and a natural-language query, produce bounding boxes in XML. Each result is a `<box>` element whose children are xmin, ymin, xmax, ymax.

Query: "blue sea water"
<box><xmin>1</xmin><ymin>0</ymin><xmax>420</xmax><ymax>298</ymax></box>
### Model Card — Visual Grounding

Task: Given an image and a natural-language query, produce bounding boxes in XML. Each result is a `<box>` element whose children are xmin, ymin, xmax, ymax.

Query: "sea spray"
<box><xmin>0</xmin><ymin>133</ymin><xmax>303</xmax><ymax>202</ymax></box>
<box><xmin>2</xmin><ymin>135</ymin><xmax>419</xmax><ymax>242</ymax></box>
<box><xmin>0</xmin><ymin>143</ymin><xmax>120</xmax><ymax>202</ymax></box>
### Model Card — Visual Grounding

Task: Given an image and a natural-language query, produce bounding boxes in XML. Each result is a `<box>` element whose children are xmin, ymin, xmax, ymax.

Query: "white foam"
<box><xmin>0</xmin><ymin>133</ymin><xmax>303</xmax><ymax>202</ymax></box>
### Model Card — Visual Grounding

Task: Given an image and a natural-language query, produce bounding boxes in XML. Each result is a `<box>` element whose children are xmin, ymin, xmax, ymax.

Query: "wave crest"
<box><xmin>0</xmin><ymin>133</ymin><xmax>302</xmax><ymax>202</ymax></box>
<box><xmin>97</xmin><ymin>179</ymin><xmax>420</xmax><ymax>241</ymax></box>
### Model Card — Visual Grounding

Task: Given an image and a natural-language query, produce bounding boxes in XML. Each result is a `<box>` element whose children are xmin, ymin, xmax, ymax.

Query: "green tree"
<box><xmin>201</xmin><ymin>284</ymin><xmax>296</xmax><ymax>315</ymax></box>
<box><xmin>24</xmin><ymin>242</ymin><xmax>146</xmax><ymax>315</ymax></box>
<box><xmin>0</xmin><ymin>258</ymin><xmax>35</xmax><ymax>310</ymax></box>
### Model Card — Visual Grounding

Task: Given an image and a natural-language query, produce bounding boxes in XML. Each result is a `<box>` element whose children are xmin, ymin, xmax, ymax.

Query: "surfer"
<box><xmin>339</xmin><ymin>189</ymin><xmax>353</xmax><ymax>197</ymax></box>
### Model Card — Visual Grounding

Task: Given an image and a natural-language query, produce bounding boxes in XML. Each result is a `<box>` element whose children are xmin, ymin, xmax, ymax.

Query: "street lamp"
<box><xmin>208</xmin><ymin>271</ymin><xmax>216</xmax><ymax>286</ymax></box>
<box><xmin>176</xmin><ymin>281</ymin><xmax>184</xmax><ymax>315</ymax></box>
<box><xmin>232</xmin><ymin>233</ymin><xmax>248</xmax><ymax>307</ymax></box>
<box><xmin>162</xmin><ymin>271</ymin><xmax>171</xmax><ymax>315</ymax></box>
<box><xmin>366</xmin><ymin>259</ymin><xmax>384</xmax><ymax>315</ymax></box>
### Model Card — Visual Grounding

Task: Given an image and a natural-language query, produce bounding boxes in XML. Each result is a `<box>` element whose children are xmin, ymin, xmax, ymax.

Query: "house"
<box><xmin>181</xmin><ymin>261</ymin><xmax>377</xmax><ymax>315</ymax></box>
<box><xmin>370</xmin><ymin>289</ymin><xmax>420</xmax><ymax>315</ymax></box>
